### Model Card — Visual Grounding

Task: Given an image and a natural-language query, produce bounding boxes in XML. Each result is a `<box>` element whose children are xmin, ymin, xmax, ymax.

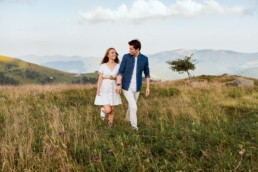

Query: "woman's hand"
<box><xmin>97</xmin><ymin>89</ymin><xmax>100</xmax><ymax>96</ymax></box>
<box><xmin>116</xmin><ymin>85</ymin><xmax>122</xmax><ymax>94</ymax></box>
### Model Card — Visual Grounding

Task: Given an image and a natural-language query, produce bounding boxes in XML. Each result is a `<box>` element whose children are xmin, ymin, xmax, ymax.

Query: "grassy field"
<box><xmin>0</xmin><ymin>76</ymin><xmax>257</xmax><ymax>171</ymax></box>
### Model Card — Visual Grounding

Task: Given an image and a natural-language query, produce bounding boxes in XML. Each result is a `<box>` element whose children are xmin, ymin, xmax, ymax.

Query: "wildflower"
<box><xmin>239</xmin><ymin>149</ymin><xmax>245</xmax><ymax>156</ymax></box>
<box><xmin>93</xmin><ymin>156</ymin><xmax>100</xmax><ymax>162</ymax></box>
<box><xmin>59</xmin><ymin>131</ymin><xmax>65</xmax><ymax>136</ymax></box>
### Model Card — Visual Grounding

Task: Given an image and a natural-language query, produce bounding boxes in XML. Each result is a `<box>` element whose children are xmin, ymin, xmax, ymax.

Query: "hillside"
<box><xmin>182</xmin><ymin>74</ymin><xmax>258</xmax><ymax>86</ymax></box>
<box><xmin>0</xmin><ymin>55</ymin><xmax>98</xmax><ymax>85</ymax></box>
<box><xmin>0</xmin><ymin>76</ymin><xmax>257</xmax><ymax>171</ymax></box>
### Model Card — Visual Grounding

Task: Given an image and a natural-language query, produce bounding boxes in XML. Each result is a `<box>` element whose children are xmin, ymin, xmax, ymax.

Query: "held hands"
<box><xmin>116</xmin><ymin>85</ymin><xmax>122</xmax><ymax>94</ymax></box>
<box><xmin>115</xmin><ymin>86</ymin><xmax>149</xmax><ymax>96</ymax></box>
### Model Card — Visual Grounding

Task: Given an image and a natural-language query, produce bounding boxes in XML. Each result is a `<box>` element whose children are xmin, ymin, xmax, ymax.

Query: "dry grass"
<box><xmin>0</xmin><ymin>80</ymin><xmax>257</xmax><ymax>171</ymax></box>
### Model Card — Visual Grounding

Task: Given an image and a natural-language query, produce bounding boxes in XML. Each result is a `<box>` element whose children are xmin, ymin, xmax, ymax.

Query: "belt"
<box><xmin>102</xmin><ymin>76</ymin><xmax>116</xmax><ymax>80</ymax></box>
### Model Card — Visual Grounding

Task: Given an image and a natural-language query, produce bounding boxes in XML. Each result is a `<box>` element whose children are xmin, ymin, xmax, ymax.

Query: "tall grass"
<box><xmin>0</xmin><ymin>82</ymin><xmax>257</xmax><ymax>171</ymax></box>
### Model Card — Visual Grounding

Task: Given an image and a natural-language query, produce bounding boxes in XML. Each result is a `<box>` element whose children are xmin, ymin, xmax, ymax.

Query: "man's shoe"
<box><xmin>124</xmin><ymin>117</ymin><xmax>130</xmax><ymax>123</ymax></box>
<box><xmin>132</xmin><ymin>126</ymin><xmax>138</xmax><ymax>131</ymax></box>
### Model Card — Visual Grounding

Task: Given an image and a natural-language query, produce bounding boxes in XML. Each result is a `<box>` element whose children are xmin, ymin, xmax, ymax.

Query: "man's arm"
<box><xmin>117</xmin><ymin>55</ymin><xmax>126</xmax><ymax>77</ymax></box>
<box><xmin>116</xmin><ymin>55</ymin><xmax>126</xmax><ymax>94</ymax></box>
<box><xmin>117</xmin><ymin>75</ymin><xmax>122</xmax><ymax>85</ymax></box>
<box><xmin>145</xmin><ymin>77</ymin><xmax>150</xmax><ymax>96</ymax></box>
<box><xmin>144</xmin><ymin>58</ymin><xmax>150</xmax><ymax>96</ymax></box>
<box><xmin>116</xmin><ymin>75</ymin><xmax>122</xmax><ymax>94</ymax></box>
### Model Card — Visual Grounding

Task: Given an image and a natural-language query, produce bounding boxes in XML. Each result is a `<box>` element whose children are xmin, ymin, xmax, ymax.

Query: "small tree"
<box><xmin>167</xmin><ymin>54</ymin><xmax>196</xmax><ymax>78</ymax></box>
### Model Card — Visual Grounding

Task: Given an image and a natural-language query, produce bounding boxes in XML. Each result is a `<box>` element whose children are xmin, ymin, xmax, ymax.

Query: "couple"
<box><xmin>94</xmin><ymin>39</ymin><xmax>150</xmax><ymax>130</ymax></box>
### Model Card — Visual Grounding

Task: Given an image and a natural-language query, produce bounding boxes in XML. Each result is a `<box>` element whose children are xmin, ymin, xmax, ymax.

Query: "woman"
<box><xmin>94</xmin><ymin>48</ymin><xmax>122</xmax><ymax>125</ymax></box>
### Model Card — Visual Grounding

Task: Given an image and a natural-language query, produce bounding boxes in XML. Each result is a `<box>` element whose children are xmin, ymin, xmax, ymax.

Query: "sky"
<box><xmin>0</xmin><ymin>0</ymin><xmax>257</xmax><ymax>58</ymax></box>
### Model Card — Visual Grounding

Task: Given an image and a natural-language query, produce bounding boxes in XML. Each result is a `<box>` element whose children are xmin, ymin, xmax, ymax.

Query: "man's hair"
<box><xmin>128</xmin><ymin>39</ymin><xmax>141</xmax><ymax>51</ymax></box>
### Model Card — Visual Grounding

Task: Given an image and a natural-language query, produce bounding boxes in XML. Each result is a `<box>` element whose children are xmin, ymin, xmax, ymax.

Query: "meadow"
<box><xmin>0</xmin><ymin>76</ymin><xmax>257</xmax><ymax>171</ymax></box>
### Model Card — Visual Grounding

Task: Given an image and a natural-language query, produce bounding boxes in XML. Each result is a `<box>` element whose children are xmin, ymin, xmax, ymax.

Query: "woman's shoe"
<box><xmin>100</xmin><ymin>108</ymin><xmax>105</xmax><ymax>120</ymax></box>
<box><xmin>107</xmin><ymin>119</ymin><xmax>114</xmax><ymax>126</ymax></box>
<box><xmin>107</xmin><ymin>122</ymin><xmax>113</xmax><ymax>128</ymax></box>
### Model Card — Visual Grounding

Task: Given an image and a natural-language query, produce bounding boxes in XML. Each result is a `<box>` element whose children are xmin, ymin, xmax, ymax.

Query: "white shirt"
<box><xmin>129</xmin><ymin>57</ymin><xmax>137</xmax><ymax>92</ymax></box>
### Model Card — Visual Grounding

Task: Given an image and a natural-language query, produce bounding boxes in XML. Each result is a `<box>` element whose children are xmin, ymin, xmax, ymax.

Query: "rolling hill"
<box><xmin>0</xmin><ymin>55</ymin><xmax>98</xmax><ymax>85</ymax></box>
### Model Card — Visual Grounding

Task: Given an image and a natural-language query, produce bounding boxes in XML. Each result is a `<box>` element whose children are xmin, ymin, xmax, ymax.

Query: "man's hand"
<box><xmin>146</xmin><ymin>88</ymin><xmax>150</xmax><ymax>97</ymax></box>
<box><xmin>116</xmin><ymin>85</ymin><xmax>122</xmax><ymax>94</ymax></box>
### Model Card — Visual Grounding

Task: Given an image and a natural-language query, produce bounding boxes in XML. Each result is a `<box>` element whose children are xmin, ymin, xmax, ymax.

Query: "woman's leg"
<box><xmin>103</xmin><ymin>105</ymin><xmax>112</xmax><ymax>115</ymax></box>
<box><xmin>108</xmin><ymin>106</ymin><xmax>115</xmax><ymax>124</ymax></box>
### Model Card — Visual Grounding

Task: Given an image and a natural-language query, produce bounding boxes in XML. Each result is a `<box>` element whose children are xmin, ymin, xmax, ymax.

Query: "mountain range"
<box><xmin>19</xmin><ymin>49</ymin><xmax>258</xmax><ymax>80</ymax></box>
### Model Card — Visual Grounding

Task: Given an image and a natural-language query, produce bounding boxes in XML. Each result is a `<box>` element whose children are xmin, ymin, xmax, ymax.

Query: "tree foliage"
<box><xmin>167</xmin><ymin>54</ymin><xmax>197</xmax><ymax>78</ymax></box>
<box><xmin>37</xmin><ymin>76</ymin><xmax>55</xmax><ymax>84</ymax></box>
<box><xmin>25</xmin><ymin>69</ymin><xmax>41</xmax><ymax>79</ymax></box>
<box><xmin>71</xmin><ymin>77</ymin><xmax>97</xmax><ymax>84</ymax></box>
<box><xmin>0</xmin><ymin>72</ymin><xmax>19</xmax><ymax>85</ymax></box>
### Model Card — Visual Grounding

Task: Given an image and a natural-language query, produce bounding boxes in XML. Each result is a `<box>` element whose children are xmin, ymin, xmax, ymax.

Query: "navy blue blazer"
<box><xmin>118</xmin><ymin>53</ymin><xmax>150</xmax><ymax>92</ymax></box>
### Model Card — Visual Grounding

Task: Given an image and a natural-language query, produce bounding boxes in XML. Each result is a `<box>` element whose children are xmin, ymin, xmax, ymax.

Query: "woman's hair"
<box><xmin>128</xmin><ymin>39</ymin><xmax>141</xmax><ymax>51</ymax></box>
<box><xmin>101</xmin><ymin>48</ymin><xmax>119</xmax><ymax>64</ymax></box>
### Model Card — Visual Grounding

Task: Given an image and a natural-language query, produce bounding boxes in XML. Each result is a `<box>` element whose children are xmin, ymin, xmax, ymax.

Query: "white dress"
<box><xmin>94</xmin><ymin>63</ymin><xmax>122</xmax><ymax>106</ymax></box>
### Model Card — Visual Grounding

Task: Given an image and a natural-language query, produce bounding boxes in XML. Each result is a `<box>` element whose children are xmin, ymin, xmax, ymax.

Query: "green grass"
<box><xmin>0</xmin><ymin>81</ymin><xmax>257</xmax><ymax>171</ymax></box>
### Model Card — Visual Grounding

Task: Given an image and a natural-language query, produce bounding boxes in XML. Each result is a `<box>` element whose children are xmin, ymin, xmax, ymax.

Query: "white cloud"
<box><xmin>0</xmin><ymin>0</ymin><xmax>33</xmax><ymax>3</ymax></box>
<box><xmin>80</xmin><ymin>0</ymin><xmax>255</xmax><ymax>22</ymax></box>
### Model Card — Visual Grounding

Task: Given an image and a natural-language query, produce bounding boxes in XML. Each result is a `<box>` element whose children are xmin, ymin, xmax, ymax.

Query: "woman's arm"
<box><xmin>97</xmin><ymin>73</ymin><xmax>103</xmax><ymax>95</ymax></box>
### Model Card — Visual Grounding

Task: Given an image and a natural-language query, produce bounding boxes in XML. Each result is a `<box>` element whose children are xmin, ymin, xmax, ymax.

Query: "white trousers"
<box><xmin>122</xmin><ymin>89</ymin><xmax>140</xmax><ymax>129</ymax></box>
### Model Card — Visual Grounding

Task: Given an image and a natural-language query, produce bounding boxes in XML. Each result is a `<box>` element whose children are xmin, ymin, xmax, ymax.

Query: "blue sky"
<box><xmin>0</xmin><ymin>0</ymin><xmax>257</xmax><ymax>57</ymax></box>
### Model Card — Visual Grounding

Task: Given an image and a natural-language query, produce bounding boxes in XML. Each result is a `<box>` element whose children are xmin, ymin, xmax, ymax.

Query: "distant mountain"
<box><xmin>0</xmin><ymin>55</ymin><xmax>97</xmax><ymax>85</ymax></box>
<box><xmin>42</xmin><ymin>60</ymin><xmax>86</xmax><ymax>73</ymax></box>
<box><xmin>19</xmin><ymin>49</ymin><xmax>258</xmax><ymax>80</ymax></box>
<box><xmin>20</xmin><ymin>55</ymin><xmax>99</xmax><ymax>73</ymax></box>
<box><xmin>236</xmin><ymin>67</ymin><xmax>258</xmax><ymax>79</ymax></box>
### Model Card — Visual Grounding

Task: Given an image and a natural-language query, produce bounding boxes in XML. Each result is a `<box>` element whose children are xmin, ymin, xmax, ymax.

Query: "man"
<box><xmin>116</xmin><ymin>39</ymin><xmax>150</xmax><ymax>130</ymax></box>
